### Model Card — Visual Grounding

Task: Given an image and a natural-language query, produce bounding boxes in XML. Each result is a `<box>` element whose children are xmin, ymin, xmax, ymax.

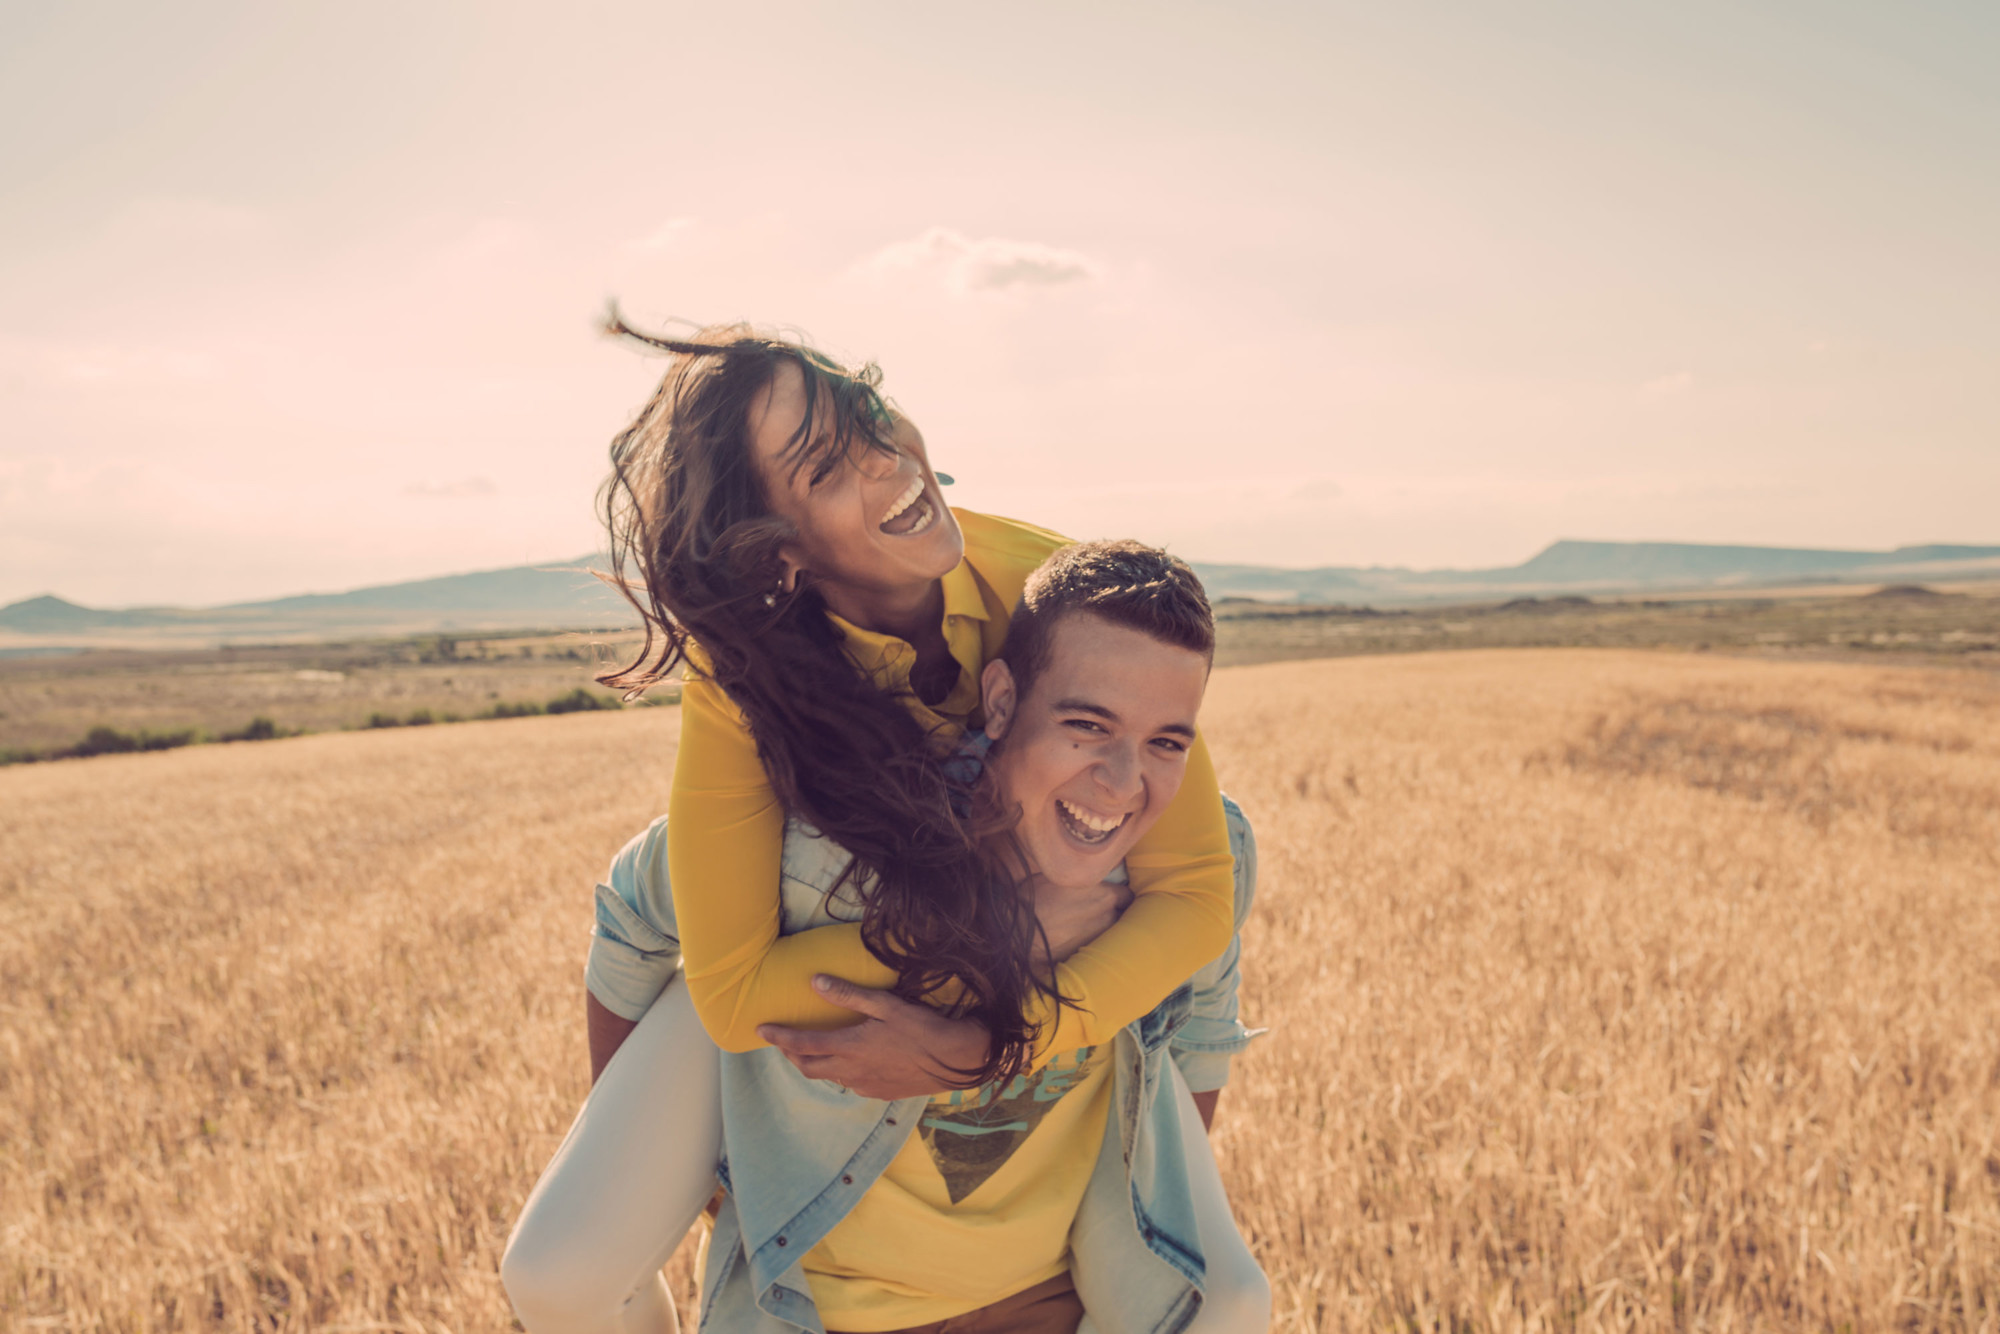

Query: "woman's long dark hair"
<box><xmin>595</xmin><ymin>310</ymin><xmax>1048</xmax><ymax>1086</ymax></box>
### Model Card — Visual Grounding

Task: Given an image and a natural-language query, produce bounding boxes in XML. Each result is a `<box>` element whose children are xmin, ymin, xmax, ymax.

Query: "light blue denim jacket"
<box><xmin>586</xmin><ymin>796</ymin><xmax>1260</xmax><ymax>1334</ymax></box>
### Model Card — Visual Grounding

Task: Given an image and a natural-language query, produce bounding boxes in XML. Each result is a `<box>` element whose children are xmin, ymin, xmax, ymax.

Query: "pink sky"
<box><xmin>3</xmin><ymin>2</ymin><xmax>1996</xmax><ymax>607</ymax></box>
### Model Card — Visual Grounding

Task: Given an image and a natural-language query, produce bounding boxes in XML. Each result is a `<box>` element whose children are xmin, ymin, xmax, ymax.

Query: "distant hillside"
<box><xmin>6</xmin><ymin>539</ymin><xmax>1998</xmax><ymax>649</ymax></box>
<box><xmin>227</xmin><ymin>557</ymin><xmax>630</xmax><ymax>617</ymax></box>
<box><xmin>1193</xmin><ymin>540</ymin><xmax>2000</xmax><ymax>603</ymax></box>
<box><xmin>0</xmin><ymin>558</ymin><xmax>640</xmax><ymax>648</ymax></box>
<box><xmin>1504</xmin><ymin>541</ymin><xmax>2000</xmax><ymax>585</ymax></box>
<box><xmin>0</xmin><ymin>595</ymin><xmax>177</xmax><ymax>633</ymax></box>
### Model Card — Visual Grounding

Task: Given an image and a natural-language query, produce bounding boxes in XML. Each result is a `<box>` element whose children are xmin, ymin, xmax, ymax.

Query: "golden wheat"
<box><xmin>3</xmin><ymin>650</ymin><xmax>1996</xmax><ymax>1332</ymax></box>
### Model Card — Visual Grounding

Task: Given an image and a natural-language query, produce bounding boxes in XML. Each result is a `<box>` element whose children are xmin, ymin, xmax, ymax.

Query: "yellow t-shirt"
<box><xmin>804</xmin><ymin>1045</ymin><xmax>1114</xmax><ymax>1330</ymax></box>
<box><xmin>667</xmin><ymin>509</ymin><xmax>1237</xmax><ymax>1055</ymax></box>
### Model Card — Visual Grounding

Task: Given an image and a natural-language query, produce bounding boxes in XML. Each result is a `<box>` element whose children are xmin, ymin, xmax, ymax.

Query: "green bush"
<box><xmin>545</xmin><ymin>688</ymin><xmax>614</xmax><ymax>715</ymax></box>
<box><xmin>68</xmin><ymin>725</ymin><xmax>199</xmax><ymax>758</ymax></box>
<box><xmin>367</xmin><ymin>712</ymin><xmax>402</xmax><ymax>729</ymax></box>
<box><xmin>221</xmin><ymin>717</ymin><xmax>281</xmax><ymax>743</ymax></box>
<box><xmin>2</xmin><ymin>717</ymin><xmax>296</xmax><ymax>767</ymax></box>
<box><xmin>404</xmin><ymin>709</ymin><xmax>435</xmax><ymax>727</ymax></box>
<box><xmin>483</xmin><ymin>701</ymin><xmax>543</xmax><ymax>720</ymax></box>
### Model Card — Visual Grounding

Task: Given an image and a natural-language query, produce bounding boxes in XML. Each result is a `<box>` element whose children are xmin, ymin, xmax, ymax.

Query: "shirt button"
<box><xmin>885</xmin><ymin>1117</ymin><xmax>897</xmax><ymax>1126</ymax></box>
<box><xmin>776</xmin><ymin>1236</ymin><xmax>787</xmax><ymax>1247</ymax></box>
<box><xmin>842</xmin><ymin>1174</ymin><xmax>854</xmax><ymax>1185</ymax></box>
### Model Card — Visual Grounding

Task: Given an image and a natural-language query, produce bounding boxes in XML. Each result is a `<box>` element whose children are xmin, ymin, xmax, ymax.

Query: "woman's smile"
<box><xmin>878</xmin><ymin>474</ymin><xmax>940</xmax><ymax>537</ymax></box>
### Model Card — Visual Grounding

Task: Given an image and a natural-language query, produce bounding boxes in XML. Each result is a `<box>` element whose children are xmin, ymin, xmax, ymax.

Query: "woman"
<box><xmin>502</xmin><ymin>321</ymin><xmax>1258</xmax><ymax>1331</ymax></box>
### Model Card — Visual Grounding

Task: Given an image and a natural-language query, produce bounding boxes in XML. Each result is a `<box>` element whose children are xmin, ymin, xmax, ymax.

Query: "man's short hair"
<box><xmin>998</xmin><ymin>539</ymin><xmax>1215</xmax><ymax>700</ymax></box>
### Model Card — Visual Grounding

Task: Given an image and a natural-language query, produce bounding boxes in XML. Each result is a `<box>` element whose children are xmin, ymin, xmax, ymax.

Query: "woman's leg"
<box><xmin>1171</xmin><ymin>1062</ymin><xmax>1271</xmax><ymax>1334</ymax></box>
<box><xmin>502</xmin><ymin>978</ymin><xmax>723</xmax><ymax>1334</ymax></box>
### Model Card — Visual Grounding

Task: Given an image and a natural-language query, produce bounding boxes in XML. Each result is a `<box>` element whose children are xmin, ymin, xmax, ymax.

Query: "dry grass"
<box><xmin>1203</xmin><ymin>651</ymin><xmax>2000</xmax><ymax>1332</ymax></box>
<box><xmin>3</xmin><ymin>649</ymin><xmax>1997</xmax><ymax>1332</ymax></box>
<box><xmin>0</xmin><ymin>711</ymin><xmax>697</xmax><ymax>1331</ymax></box>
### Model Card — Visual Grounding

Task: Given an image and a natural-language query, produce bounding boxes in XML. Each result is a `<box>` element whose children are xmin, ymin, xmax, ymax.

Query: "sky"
<box><xmin>2</xmin><ymin>0</ymin><xmax>1996</xmax><ymax>608</ymax></box>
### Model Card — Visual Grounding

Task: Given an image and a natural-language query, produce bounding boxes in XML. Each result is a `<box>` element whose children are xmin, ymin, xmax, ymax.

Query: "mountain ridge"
<box><xmin>6</xmin><ymin>538</ymin><xmax>1998</xmax><ymax>646</ymax></box>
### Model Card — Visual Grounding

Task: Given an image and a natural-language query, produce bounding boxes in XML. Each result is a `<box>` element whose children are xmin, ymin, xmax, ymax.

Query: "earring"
<box><xmin>935</xmin><ymin>472</ymin><xmax>955</xmax><ymax>486</ymax></box>
<box><xmin>762</xmin><ymin>592</ymin><xmax>776</xmax><ymax>608</ymax></box>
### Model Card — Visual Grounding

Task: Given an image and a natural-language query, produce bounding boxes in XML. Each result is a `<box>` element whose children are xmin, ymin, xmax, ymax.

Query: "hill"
<box><xmin>225</xmin><ymin>558</ymin><xmax>633</xmax><ymax>617</ymax></box>
<box><xmin>6</xmin><ymin>539</ymin><xmax>1999</xmax><ymax>649</ymax></box>
<box><xmin>1193</xmin><ymin>538</ymin><xmax>2000</xmax><ymax>603</ymax></box>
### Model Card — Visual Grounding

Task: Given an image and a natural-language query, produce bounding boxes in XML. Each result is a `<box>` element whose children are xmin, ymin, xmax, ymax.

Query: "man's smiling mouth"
<box><xmin>1057</xmin><ymin>798</ymin><xmax>1129</xmax><ymax>846</ymax></box>
<box><xmin>878</xmin><ymin>475</ymin><xmax>937</xmax><ymax>536</ymax></box>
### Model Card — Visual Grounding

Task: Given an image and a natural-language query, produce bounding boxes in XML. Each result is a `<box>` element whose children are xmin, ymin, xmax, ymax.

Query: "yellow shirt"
<box><xmin>804</xmin><ymin>1044</ymin><xmax>1114</xmax><ymax>1329</ymax></box>
<box><xmin>667</xmin><ymin>509</ymin><xmax>1236</xmax><ymax>1055</ymax></box>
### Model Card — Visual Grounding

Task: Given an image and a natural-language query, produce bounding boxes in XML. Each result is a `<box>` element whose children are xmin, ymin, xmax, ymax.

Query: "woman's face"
<box><xmin>981</xmin><ymin>613</ymin><xmax>1210</xmax><ymax>891</ymax></box>
<box><xmin>748</xmin><ymin>360</ymin><xmax>964</xmax><ymax>601</ymax></box>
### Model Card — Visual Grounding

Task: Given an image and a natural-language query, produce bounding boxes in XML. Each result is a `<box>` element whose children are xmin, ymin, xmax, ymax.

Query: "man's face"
<box><xmin>982</xmin><ymin>613</ymin><xmax>1209</xmax><ymax>890</ymax></box>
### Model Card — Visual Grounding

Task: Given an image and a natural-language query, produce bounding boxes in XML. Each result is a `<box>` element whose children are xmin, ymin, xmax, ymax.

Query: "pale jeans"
<box><xmin>501</xmin><ymin>981</ymin><xmax>1270</xmax><ymax>1334</ymax></box>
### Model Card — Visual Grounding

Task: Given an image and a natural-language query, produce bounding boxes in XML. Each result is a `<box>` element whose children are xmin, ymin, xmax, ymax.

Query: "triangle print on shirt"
<box><xmin>917</xmin><ymin>1046</ymin><xmax>1104</xmax><ymax>1205</ymax></box>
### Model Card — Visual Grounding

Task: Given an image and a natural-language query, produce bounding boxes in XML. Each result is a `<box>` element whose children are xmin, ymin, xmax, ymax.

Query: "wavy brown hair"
<box><xmin>594</xmin><ymin>310</ymin><xmax>1046</xmax><ymax>1086</ymax></box>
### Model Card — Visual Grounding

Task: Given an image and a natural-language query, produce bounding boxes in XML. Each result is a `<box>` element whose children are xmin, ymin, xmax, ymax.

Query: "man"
<box><xmin>510</xmin><ymin>542</ymin><xmax>1267</xmax><ymax>1334</ymax></box>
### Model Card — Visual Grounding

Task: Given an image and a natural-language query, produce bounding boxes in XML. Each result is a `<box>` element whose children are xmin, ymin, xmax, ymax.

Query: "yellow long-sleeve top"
<box><xmin>667</xmin><ymin>509</ymin><xmax>1237</xmax><ymax>1056</ymax></box>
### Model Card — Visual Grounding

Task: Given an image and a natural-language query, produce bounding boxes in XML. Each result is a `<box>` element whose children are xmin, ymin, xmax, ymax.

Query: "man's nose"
<box><xmin>1092</xmin><ymin>741</ymin><xmax>1144</xmax><ymax>803</ymax></box>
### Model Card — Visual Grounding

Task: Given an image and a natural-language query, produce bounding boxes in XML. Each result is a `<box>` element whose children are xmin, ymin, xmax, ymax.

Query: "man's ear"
<box><xmin>980</xmin><ymin>658</ymin><xmax>1018</xmax><ymax>741</ymax></box>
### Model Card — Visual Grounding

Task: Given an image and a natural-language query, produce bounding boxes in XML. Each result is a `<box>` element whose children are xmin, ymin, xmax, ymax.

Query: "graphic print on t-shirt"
<box><xmin>918</xmin><ymin>1046</ymin><xmax>1103</xmax><ymax>1205</ymax></box>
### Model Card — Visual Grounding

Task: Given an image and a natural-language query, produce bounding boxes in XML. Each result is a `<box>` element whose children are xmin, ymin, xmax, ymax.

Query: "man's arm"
<box><xmin>1167</xmin><ymin>796</ymin><xmax>1263</xmax><ymax>1114</ymax></box>
<box><xmin>1192</xmin><ymin>1089</ymin><xmax>1219</xmax><ymax>1132</ymax></box>
<box><xmin>588</xmin><ymin>993</ymin><xmax>639</xmax><ymax>1085</ymax></box>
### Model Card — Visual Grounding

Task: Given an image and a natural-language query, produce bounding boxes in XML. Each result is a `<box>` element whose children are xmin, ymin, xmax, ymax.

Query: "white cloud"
<box><xmin>856</xmin><ymin>227</ymin><xmax>1102</xmax><ymax>295</ymax></box>
<box><xmin>405</xmin><ymin>476</ymin><xmax>497</xmax><ymax>499</ymax></box>
<box><xmin>628</xmin><ymin>217</ymin><xmax>696</xmax><ymax>252</ymax></box>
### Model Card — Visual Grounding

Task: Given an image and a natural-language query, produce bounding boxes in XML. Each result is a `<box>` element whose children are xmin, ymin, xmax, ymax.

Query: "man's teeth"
<box><xmin>880</xmin><ymin>476</ymin><xmax>925</xmax><ymax>526</ymax></box>
<box><xmin>1059</xmin><ymin>798</ymin><xmax>1127</xmax><ymax>838</ymax></box>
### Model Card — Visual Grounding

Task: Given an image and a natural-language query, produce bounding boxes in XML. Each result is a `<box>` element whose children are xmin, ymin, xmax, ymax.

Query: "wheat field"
<box><xmin>4</xmin><ymin>649</ymin><xmax>1996</xmax><ymax>1332</ymax></box>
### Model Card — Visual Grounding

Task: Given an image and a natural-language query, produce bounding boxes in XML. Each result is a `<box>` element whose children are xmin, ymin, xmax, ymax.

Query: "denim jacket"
<box><xmin>587</xmin><ymin>796</ymin><xmax>1260</xmax><ymax>1334</ymax></box>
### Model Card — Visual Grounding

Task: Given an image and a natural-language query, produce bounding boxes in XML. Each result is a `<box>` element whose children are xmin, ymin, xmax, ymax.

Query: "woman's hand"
<box><xmin>1031</xmin><ymin>877</ymin><xmax>1134</xmax><ymax>963</ymax></box>
<box><xmin>757</xmin><ymin>975</ymin><xmax>993</xmax><ymax>1100</ymax></box>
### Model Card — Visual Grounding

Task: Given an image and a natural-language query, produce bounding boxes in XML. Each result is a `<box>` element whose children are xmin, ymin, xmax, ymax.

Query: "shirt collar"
<box><xmin>822</xmin><ymin>557</ymin><xmax>991</xmax><ymax>659</ymax></box>
<box><xmin>940</xmin><ymin>555</ymin><xmax>992</xmax><ymax>624</ymax></box>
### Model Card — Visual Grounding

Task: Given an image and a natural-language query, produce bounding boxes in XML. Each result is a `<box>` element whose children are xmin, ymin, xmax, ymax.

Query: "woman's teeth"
<box><xmin>1057</xmin><ymin>798</ymin><xmax>1127</xmax><ymax>845</ymax></box>
<box><xmin>879</xmin><ymin>476</ymin><xmax>930</xmax><ymax>534</ymax></box>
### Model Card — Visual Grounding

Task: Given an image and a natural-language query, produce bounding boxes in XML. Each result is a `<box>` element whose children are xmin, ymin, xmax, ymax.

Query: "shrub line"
<box><xmin>0</xmin><ymin>688</ymin><xmax>643</xmax><ymax>767</ymax></box>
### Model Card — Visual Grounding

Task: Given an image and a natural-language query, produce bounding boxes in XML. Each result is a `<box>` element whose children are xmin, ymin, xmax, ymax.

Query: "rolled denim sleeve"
<box><xmin>1169</xmin><ymin>795</ymin><xmax>1267</xmax><ymax>1094</ymax></box>
<box><xmin>584</xmin><ymin>814</ymin><xmax>685</xmax><ymax>1022</ymax></box>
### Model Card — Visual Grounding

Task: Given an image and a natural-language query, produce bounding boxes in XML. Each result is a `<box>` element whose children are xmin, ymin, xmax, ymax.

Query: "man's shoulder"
<box><xmin>606</xmin><ymin>813</ymin><xmax>674</xmax><ymax>893</ymax></box>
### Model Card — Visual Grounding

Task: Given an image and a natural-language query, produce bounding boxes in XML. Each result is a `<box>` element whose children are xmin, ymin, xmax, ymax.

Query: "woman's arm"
<box><xmin>669</xmin><ymin>674</ymin><xmax>898</xmax><ymax>1051</ymax></box>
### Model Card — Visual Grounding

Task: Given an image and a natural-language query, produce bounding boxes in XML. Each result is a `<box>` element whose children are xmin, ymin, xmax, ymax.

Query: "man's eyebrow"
<box><xmin>1053</xmin><ymin>697</ymin><xmax>1197</xmax><ymax>740</ymax></box>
